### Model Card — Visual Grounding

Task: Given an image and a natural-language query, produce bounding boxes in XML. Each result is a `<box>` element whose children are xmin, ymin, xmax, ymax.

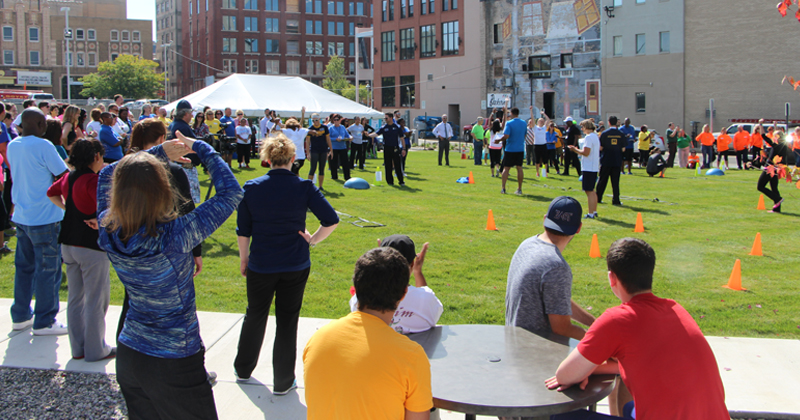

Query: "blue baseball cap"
<box><xmin>543</xmin><ymin>196</ymin><xmax>582</xmax><ymax>236</ymax></box>
<box><xmin>176</xmin><ymin>99</ymin><xmax>192</xmax><ymax>110</ymax></box>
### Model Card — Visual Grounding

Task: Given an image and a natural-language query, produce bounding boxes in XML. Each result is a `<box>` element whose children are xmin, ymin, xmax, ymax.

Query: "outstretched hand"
<box><xmin>162</xmin><ymin>139</ymin><xmax>193</xmax><ymax>164</ymax></box>
<box><xmin>545</xmin><ymin>375</ymin><xmax>588</xmax><ymax>392</ymax></box>
<box><xmin>412</xmin><ymin>242</ymin><xmax>429</xmax><ymax>273</ymax></box>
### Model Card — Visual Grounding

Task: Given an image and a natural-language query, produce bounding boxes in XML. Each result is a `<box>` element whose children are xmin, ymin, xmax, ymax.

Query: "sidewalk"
<box><xmin>1</xmin><ymin>299</ymin><xmax>798</xmax><ymax>419</ymax></box>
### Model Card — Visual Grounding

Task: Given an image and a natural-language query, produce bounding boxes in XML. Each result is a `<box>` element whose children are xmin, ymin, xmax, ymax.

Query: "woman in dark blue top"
<box><xmin>234</xmin><ymin>133</ymin><xmax>338</xmax><ymax>394</ymax></box>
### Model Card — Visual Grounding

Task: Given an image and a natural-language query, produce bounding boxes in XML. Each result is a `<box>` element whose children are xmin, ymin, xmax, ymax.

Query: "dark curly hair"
<box><xmin>353</xmin><ymin>247</ymin><xmax>409</xmax><ymax>312</ymax></box>
<box><xmin>69</xmin><ymin>138</ymin><xmax>105</xmax><ymax>171</ymax></box>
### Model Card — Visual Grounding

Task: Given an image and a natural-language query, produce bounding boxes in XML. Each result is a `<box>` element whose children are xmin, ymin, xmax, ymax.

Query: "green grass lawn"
<box><xmin>1</xmin><ymin>151</ymin><xmax>798</xmax><ymax>338</ymax></box>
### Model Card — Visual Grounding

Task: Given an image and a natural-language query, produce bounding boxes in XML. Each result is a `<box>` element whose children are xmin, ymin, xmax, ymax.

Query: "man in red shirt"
<box><xmin>546</xmin><ymin>238</ymin><xmax>729</xmax><ymax>420</ymax></box>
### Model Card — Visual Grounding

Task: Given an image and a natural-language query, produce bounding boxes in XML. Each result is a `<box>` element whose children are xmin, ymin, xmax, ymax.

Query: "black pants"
<box><xmin>525</xmin><ymin>144</ymin><xmax>535</xmax><ymax>165</ymax></box>
<box><xmin>234</xmin><ymin>267</ymin><xmax>310</xmax><ymax>390</ymax></box>
<box><xmin>330</xmin><ymin>149</ymin><xmax>350</xmax><ymax>180</ymax></box>
<box><xmin>117</xmin><ymin>290</ymin><xmax>129</xmax><ymax>340</ymax></box>
<box><xmin>384</xmin><ymin>146</ymin><xmax>404</xmax><ymax>185</ymax></box>
<box><xmin>438</xmin><ymin>139</ymin><xmax>450</xmax><ymax>165</ymax></box>
<box><xmin>547</xmin><ymin>149</ymin><xmax>560</xmax><ymax>172</ymax></box>
<box><xmin>666</xmin><ymin>142</ymin><xmax>677</xmax><ymax>167</ymax></box>
<box><xmin>751</xmin><ymin>146</ymin><xmax>762</xmax><ymax>162</ymax></box>
<box><xmin>350</xmin><ymin>143</ymin><xmax>366</xmax><ymax>169</ymax></box>
<box><xmin>2</xmin><ymin>167</ymin><xmax>10</xmax><ymax>229</ymax></box>
<box><xmin>736</xmin><ymin>149</ymin><xmax>749</xmax><ymax>169</ymax></box>
<box><xmin>563</xmin><ymin>149</ymin><xmax>582</xmax><ymax>176</ymax></box>
<box><xmin>237</xmin><ymin>144</ymin><xmax>250</xmax><ymax>164</ymax></box>
<box><xmin>290</xmin><ymin>159</ymin><xmax>305</xmax><ymax>175</ymax></box>
<box><xmin>116</xmin><ymin>343</ymin><xmax>218</xmax><ymax>420</ymax></box>
<box><xmin>596</xmin><ymin>165</ymin><xmax>621</xmax><ymax>204</ymax></box>
<box><xmin>757</xmin><ymin>171</ymin><xmax>781</xmax><ymax>205</ymax></box>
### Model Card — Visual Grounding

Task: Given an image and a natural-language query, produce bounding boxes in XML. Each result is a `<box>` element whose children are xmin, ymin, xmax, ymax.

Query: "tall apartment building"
<box><xmin>372</xmin><ymin>0</ymin><xmax>483</xmax><ymax>127</ymax></box>
<box><xmin>179</xmin><ymin>0</ymin><xmax>372</xmax><ymax>97</ymax></box>
<box><xmin>0</xmin><ymin>0</ymin><xmax>152</xmax><ymax>99</ymax></box>
<box><xmin>601</xmin><ymin>0</ymin><xmax>800</xmax><ymax>135</ymax></box>
<box><xmin>156</xmin><ymin>0</ymin><xmax>183</xmax><ymax>101</ymax></box>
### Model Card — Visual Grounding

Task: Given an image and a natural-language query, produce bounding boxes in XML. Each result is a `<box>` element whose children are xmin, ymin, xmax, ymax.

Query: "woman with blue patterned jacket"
<box><xmin>97</xmin><ymin>132</ymin><xmax>243</xmax><ymax>419</ymax></box>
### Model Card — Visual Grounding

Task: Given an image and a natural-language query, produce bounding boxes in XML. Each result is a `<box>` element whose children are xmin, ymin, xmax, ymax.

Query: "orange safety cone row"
<box><xmin>633</xmin><ymin>213</ymin><xmax>645</xmax><ymax>233</ymax></box>
<box><xmin>749</xmin><ymin>233</ymin><xmax>762</xmax><ymax>256</ymax></box>
<box><xmin>485</xmin><ymin>209</ymin><xmax>498</xmax><ymax>231</ymax></box>
<box><xmin>723</xmin><ymin>259</ymin><xmax>746</xmax><ymax>291</ymax></box>
<box><xmin>589</xmin><ymin>234</ymin><xmax>602</xmax><ymax>258</ymax></box>
<box><xmin>756</xmin><ymin>194</ymin><xmax>766</xmax><ymax>210</ymax></box>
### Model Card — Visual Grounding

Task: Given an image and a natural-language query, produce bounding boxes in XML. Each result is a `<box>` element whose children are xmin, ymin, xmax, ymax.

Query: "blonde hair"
<box><xmin>259</xmin><ymin>133</ymin><xmax>296</xmax><ymax>166</ymax></box>
<box><xmin>63</xmin><ymin>105</ymin><xmax>80</xmax><ymax>128</ymax></box>
<box><xmin>579</xmin><ymin>119</ymin><xmax>595</xmax><ymax>131</ymax></box>
<box><xmin>702</xmin><ymin>124</ymin><xmax>710</xmax><ymax>133</ymax></box>
<box><xmin>284</xmin><ymin>117</ymin><xmax>300</xmax><ymax>130</ymax></box>
<box><xmin>102</xmin><ymin>153</ymin><xmax>179</xmax><ymax>241</ymax></box>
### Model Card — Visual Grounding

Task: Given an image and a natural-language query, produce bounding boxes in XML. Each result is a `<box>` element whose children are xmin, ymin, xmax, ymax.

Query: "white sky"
<box><xmin>127</xmin><ymin>0</ymin><xmax>157</xmax><ymax>41</ymax></box>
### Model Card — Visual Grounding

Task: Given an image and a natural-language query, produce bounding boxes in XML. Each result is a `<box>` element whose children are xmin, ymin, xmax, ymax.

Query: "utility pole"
<box><xmin>160</xmin><ymin>43</ymin><xmax>172</xmax><ymax>101</ymax></box>
<box><xmin>60</xmin><ymin>7</ymin><xmax>71</xmax><ymax>103</ymax></box>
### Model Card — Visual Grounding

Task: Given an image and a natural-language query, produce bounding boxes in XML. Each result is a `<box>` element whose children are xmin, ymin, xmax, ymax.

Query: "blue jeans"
<box><xmin>11</xmin><ymin>222</ymin><xmax>63</xmax><ymax>329</ymax></box>
<box><xmin>473</xmin><ymin>141</ymin><xmax>483</xmax><ymax>165</ymax></box>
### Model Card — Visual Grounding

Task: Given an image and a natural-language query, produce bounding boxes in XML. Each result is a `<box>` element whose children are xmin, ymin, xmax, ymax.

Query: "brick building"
<box><xmin>179</xmin><ymin>0</ymin><xmax>373</xmax><ymax>98</ymax></box>
<box><xmin>156</xmin><ymin>0</ymin><xmax>183</xmax><ymax>101</ymax></box>
<box><xmin>0</xmin><ymin>0</ymin><xmax>152</xmax><ymax>99</ymax></box>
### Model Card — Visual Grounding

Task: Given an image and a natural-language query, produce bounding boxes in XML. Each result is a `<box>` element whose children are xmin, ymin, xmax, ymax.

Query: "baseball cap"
<box><xmin>176</xmin><ymin>100</ymin><xmax>192</xmax><ymax>111</ymax></box>
<box><xmin>543</xmin><ymin>196</ymin><xmax>583</xmax><ymax>236</ymax></box>
<box><xmin>380</xmin><ymin>234</ymin><xmax>416</xmax><ymax>265</ymax></box>
<box><xmin>563</xmin><ymin>116</ymin><xmax>574</xmax><ymax>123</ymax></box>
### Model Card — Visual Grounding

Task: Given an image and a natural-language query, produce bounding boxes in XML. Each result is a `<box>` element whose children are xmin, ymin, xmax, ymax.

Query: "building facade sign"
<box><xmin>17</xmin><ymin>71</ymin><xmax>53</xmax><ymax>87</ymax></box>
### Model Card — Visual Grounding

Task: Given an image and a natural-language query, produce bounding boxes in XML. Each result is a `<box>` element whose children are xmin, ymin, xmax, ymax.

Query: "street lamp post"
<box><xmin>160</xmin><ymin>43</ymin><xmax>172</xmax><ymax>102</ymax></box>
<box><xmin>60</xmin><ymin>7</ymin><xmax>71</xmax><ymax>103</ymax></box>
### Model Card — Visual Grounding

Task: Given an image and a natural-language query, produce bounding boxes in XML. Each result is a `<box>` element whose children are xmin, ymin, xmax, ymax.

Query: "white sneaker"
<box><xmin>514</xmin><ymin>190</ymin><xmax>523</xmax><ymax>196</ymax></box>
<box><xmin>32</xmin><ymin>321</ymin><xmax>68</xmax><ymax>336</ymax></box>
<box><xmin>234</xmin><ymin>371</ymin><xmax>251</xmax><ymax>384</ymax></box>
<box><xmin>12</xmin><ymin>319</ymin><xmax>33</xmax><ymax>331</ymax></box>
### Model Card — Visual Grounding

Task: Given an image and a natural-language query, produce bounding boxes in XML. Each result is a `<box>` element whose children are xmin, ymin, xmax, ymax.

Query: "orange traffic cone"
<box><xmin>634</xmin><ymin>213</ymin><xmax>645</xmax><ymax>233</ymax></box>
<box><xmin>749</xmin><ymin>233</ymin><xmax>762</xmax><ymax>256</ymax></box>
<box><xmin>468</xmin><ymin>171</ymin><xmax>475</xmax><ymax>184</ymax></box>
<box><xmin>485</xmin><ymin>209</ymin><xmax>498</xmax><ymax>231</ymax></box>
<box><xmin>756</xmin><ymin>194</ymin><xmax>766</xmax><ymax>210</ymax></box>
<box><xmin>723</xmin><ymin>259</ymin><xmax>746</xmax><ymax>291</ymax></box>
<box><xmin>589</xmin><ymin>234</ymin><xmax>602</xmax><ymax>258</ymax></box>
<box><xmin>461</xmin><ymin>151</ymin><xmax>467</xmax><ymax>159</ymax></box>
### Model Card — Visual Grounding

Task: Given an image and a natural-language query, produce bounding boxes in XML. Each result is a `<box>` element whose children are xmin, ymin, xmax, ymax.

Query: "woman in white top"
<box><xmin>488</xmin><ymin>119</ymin><xmax>506</xmax><ymax>177</ymax></box>
<box><xmin>236</xmin><ymin>118</ymin><xmax>252</xmax><ymax>169</ymax></box>
<box><xmin>86</xmin><ymin>108</ymin><xmax>103</xmax><ymax>138</ymax></box>
<box><xmin>567</xmin><ymin>119</ymin><xmax>601</xmax><ymax>219</ymax></box>
<box><xmin>347</xmin><ymin>116</ymin><xmax>366</xmax><ymax>170</ymax></box>
<box><xmin>282</xmin><ymin>110</ymin><xmax>310</xmax><ymax>175</ymax></box>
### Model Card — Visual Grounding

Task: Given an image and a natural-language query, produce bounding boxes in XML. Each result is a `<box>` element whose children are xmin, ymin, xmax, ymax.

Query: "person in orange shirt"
<box><xmin>716</xmin><ymin>127</ymin><xmax>732</xmax><ymax>169</ymax></box>
<box><xmin>733</xmin><ymin>126</ymin><xmax>751</xmax><ymax>169</ymax></box>
<box><xmin>696</xmin><ymin>125</ymin><xmax>715</xmax><ymax>169</ymax></box>
<box><xmin>750</xmin><ymin>121</ymin><xmax>765</xmax><ymax>163</ymax></box>
<box><xmin>687</xmin><ymin>150</ymin><xmax>700</xmax><ymax>169</ymax></box>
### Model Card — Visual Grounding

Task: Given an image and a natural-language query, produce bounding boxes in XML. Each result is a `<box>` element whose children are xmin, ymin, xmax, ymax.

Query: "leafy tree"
<box><xmin>341</xmin><ymin>84</ymin><xmax>372</xmax><ymax>104</ymax></box>
<box><xmin>80</xmin><ymin>55</ymin><xmax>164</xmax><ymax>99</ymax></box>
<box><xmin>322</xmin><ymin>55</ymin><xmax>353</xmax><ymax>96</ymax></box>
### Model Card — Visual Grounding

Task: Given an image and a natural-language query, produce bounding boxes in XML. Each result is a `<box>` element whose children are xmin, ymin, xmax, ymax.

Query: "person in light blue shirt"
<box><xmin>500</xmin><ymin>107</ymin><xmax>528</xmax><ymax>195</ymax></box>
<box><xmin>328</xmin><ymin>115</ymin><xmax>351</xmax><ymax>180</ymax></box>
<box><xmin>7</xmin><ymin>108</ymin><xmax>70</xmax><ymax>335</ymax></box>
<box><xmin>99</xmin><ymin>112</ymin><xmax>123</xmax><ymax>162</ymax></box>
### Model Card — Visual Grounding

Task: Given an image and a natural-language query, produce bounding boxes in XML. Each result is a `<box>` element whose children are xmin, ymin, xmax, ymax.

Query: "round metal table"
<box><xmin>407</xmin><ymin>325</ymin><xmax>615</xmax><ymax>420</ymax></box>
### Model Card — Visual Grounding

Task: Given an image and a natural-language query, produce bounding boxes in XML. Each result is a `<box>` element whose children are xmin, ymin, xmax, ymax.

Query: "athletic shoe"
<box><xmin>0</xmin><ymin>243</ymin><xmax>12</xmax><ymax>255</ymax></box>
<box><xmin>234</xmin><ymin>371</ymin><xmax>251</xmax><ymax>384</ymax></box>
<box><xmin>769</xmin><ymin>206</ymin><xmax>781</xmax><ymax>213</ymax></box>
<box><xmin>72</xmin><ymin>355</ymin><xmax>84</xmax><ymax>360</ymax></box>
<box><xmin>273</xmin><ymin>380</ymin><xmax>297</xmax><ymax>396</ymax></box>
<box><xmin>612</xmin><ymin>202</ymin><xmax>623</xmax><ymax>207</ymax></box>
<box><xmin>32</xmin><ymin>321</ymin><xmax>68</xmax><ymax>336</ymax></box>
<box><xmin>773</xmin><ymin>198</ymin><xmax>784</xmax><ymax>210</ymax></box>
<box><xmin>584</xmin><ymin>212</ymin><xmax>597</xmax><ymax>219</ymax></box>
<box><xmin>514</xmin><ymin>190</ymin><xmax>523</xmax><ymax>196</ymax></box>
<box><xmin>399</xmin><ymin>182</ymin><xmax>406</xmax><ymax>186</ymax></box>
<box><xmin>501</xmin><ymin>189</ymin><xmax>506</xmax><ymax>194</ymax></box>
<box><xmin>12</xmin><ymin>319</ymin><xmax>33</xmax><ymax>331</ymax></box>
<box><xmin>628</xmin><ymin>172</ymin><xmax>633</xmax><ymax>175</ymax></box>
<box><xmin>100</xmin><ymin>347</ymin><xmax>117</xmax><ymax>361</ymax></box>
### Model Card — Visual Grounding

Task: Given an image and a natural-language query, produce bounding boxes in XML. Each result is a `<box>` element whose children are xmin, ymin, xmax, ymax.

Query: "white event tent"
<box><xmin>162</xmin><ymin>74</ymin><xmax>383</xmax><ymax>119</ymax></box>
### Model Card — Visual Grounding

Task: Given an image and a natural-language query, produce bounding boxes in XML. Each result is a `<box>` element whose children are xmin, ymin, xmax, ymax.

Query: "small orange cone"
<box><xmin>485</xmin><ymin>209</ymin><xmax>498</xmax><ymax>231</ymax></box>
<box><xmin>461</xmin><ymin>152</ymin><xmax>467</xmax><ymax>159</ymax></box>
<box><xmin>756</xmin><ymin>194</ymin><xmax>766</xmax><ymax>210</ymax></box>
<box><xmin>468</xmin><ymin>171</ymin><xmax>475</xmax><ymax>184</ymax></box>
<box><xmin>723</xmin><ymin>259</ymin><xmax>746</xmax><ymax>291</ymax></box>
<box><xmin>749</xmin><ymin>233</ymin><xmax>762</xmax><ymax>256</ymax></box>
<box><xmin>634</xmin><ymin>213</ymin><xmax>645</xmax><ymax>233</ymax></box>
<box><xmin>589</xmin><ymin>234</ymin><xmax>602</xmax><ymax>258</ymax></box>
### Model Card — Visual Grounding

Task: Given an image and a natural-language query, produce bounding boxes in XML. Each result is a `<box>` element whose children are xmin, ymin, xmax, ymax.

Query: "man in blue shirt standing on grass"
<box><xmin>500</xmin><ymin>106</ymin><xmax>528</xmax><ymax>195</ymax></box>
<box><xmin>99</xmin><ymin>112</ymin><xmax>123</xmax><ymax>163</ymax></box>
<box><xmin>368</xmin><ymin>114</ymin><xmax>405</xmax><ymax>186</ymax></box>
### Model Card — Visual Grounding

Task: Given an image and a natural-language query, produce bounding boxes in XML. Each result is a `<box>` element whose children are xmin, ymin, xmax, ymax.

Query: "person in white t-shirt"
<box><xmin>347</xmin><ymin>117</ymin><xmax>366</xmax><ymax>170</ymax></box>
<box><xmin>85</xmin><ymin>108</ymin><xmax>103</xmax><ymax>138</ymax></box>
<box><xmin>349</xmin><ymin>235</ymin><xmax>443</xmax><ymax>334</ymax></box>
<box><xmin>236</xmin><ymin>118</ymin><xmax>252</xmax><ymax>169</ymax></box>
<box><xmin>282</xmin><ymin>112</ymin><xmax>310</xmax><ymax>175</ymax></box>
<box><xmin>532</xmin><ymin>113</ymin><xmax>551</xmax><ymax>177</ymax></box>
<box><xmin>567</xmin><ymin>120</ymin><xmax>601</xmax><ymax>220</ymax></box>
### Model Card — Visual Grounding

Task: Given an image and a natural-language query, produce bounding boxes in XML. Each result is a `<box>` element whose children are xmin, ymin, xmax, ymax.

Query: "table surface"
<box><xmin>408</xmin><ymin>324</ymin><xmax>615</xmax><ymax>418</ymax></box>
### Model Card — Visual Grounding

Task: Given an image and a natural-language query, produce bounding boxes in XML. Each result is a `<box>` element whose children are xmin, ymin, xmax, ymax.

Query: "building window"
<box><xmin>442</xmin><ymin>0</ymin><xmax>447</xmax><ymax>11</ymax></box>
<box><xmin>349</xmin><ymin>61</ymin><xmax>355</xmax><ymax>74</ymax></box>
<box><xmin>337</xmin><ymin>21</ymin><xmax>344</xmax><ymax>35</ymax></box>
<box><xmin>2</xmin><ymin>26</ymin><xmax>12</xmax><ymax>41</ymax></box>
<box><xmin>328</xmin><ymin>42</ymin><xmax>335</xmax><ymax>56</ymax></box>
<box><xmin>28</xmin><ymin>27</ymin><xmax>39</xmax><ymax>42</ymax></box>
<box><xmin>614</xmin><ymin>0</ymin><xmax>622</xmax><ymax>5</ymax></box>
<box><xmin>265</xmin><ymin>39</ymin><xmax>279</xmax><ymax>52</ymax></box>
<box><xmin>635</xmin><ymin>92</ymin><xmax>646</xmax><ymax>112</ymax></box>
<box><xmin>428</xmin><ymin>0</ymin><xmax>434</xmax><ymax>13</ymax></box>
<box><xmin>337</xmin><ymin>1</ymin><xmax>344</xmax><ymax>14</ymax></box>
<box><xmin>349</xmin><ymin>22</ymin><xmax>354</xmax><ymax>36</ymax></box>
<box><xmin>613</xmin><ymin>35</ymin><xmax>622</xmax><ymax>56</ymax></box>
<box><xmin>381</xmin><ymin>76</ymin><xmax>395</xmax><ymax>107</ymax></box>
<box><xmin>528</xmin><ymin>55</ymin><xmax>551</xmax><ymax>78</ymax></box>
<box><xmin>421</xmin><ymin>0</ymin><xmax>427</xmax><ymax>15</ymax></box>
<box><xmin>659</xmin><ymin>31</ymin><xmax>670</xmax><ymax>53</ymax></box>
<box><xmin>75</xmin><ymin>29</ymin><xmax>84</xmax><ymax>40</ymax></box>
<box><xmin>635</xmin><ymin>33</ymin><xmax>645</xmax><ymax>55</ymax></box>
<box><xmin>287</xmin><ymin>60</ymin><xmax>300</xmax><ymax>75</ymax></box>
<box><xmin>314</xmin><ymin>41</ymin><xmax>323</xmax><ymax>55</ymax></box>
<box><xmin>265</xmin><ymin>18</ymin><xmax>279</xmax><ymax>33</ymax></box>
<box><xmin>222</xmin><ymin>0</ymin><xmax>236</xmax><ymax>8</ymax></box>
<box><xmin>245</xmin><ymin>17</ymin><xmax>258</xmax><ymax>31</ymax></box>
<box><xmin>328</xmin><ymin>21</ymin><xmax>335</xmax><ymax>35</ymax></box>
<box><xmin>88</xmin><ymin>52</ymin><xmax>96</xmax><ymax>66</ymax></box>
<box><xmin>223</xmin><ymin>58</ymin><xmax>237</xmax><ymax>73</ymax></box>
<box><xmin>266</xmin><ymin>59</ymin><xmax>280</xmax><ymax>74</ymax></box>
<box><xmin>88</xmin><ymin>29</ymin><xmax>96</xmax><ymax>40</ymax></box>
<box><xmin>3</xmin><ymin>50</ymin><xmax>13</xmax><ymax>65</ymax></box>
<box><xmin>400</xmin><ymin>0</ymin><xmax>406</xmax><ymax>18</ymax></box>
<box><xmin>306</xmin><ymin>41</ymin><xmax>315</xmax><ymax>54</ymax></box>
<box><xmin>560</xmin><ymin>53</ymin><xmax>573</xmax><ymax>69</ymax></box>
<box><xmin>29</xmin><ymin>51</ymin><xmax>40</xmax><ymax>66</ymax></box>
<box><xmin>244</xmin><ymin>0</ymin><xmax>257</xmax><ymax>9</ymax></box>
<box><xmin>441</xmin><ymin>21</ymin><xmax>458</xmax><ymax>56</ymax></box>
<box><xmin>316</xmin><ymin>61</ymin><xmax>323</xmax><ymax>75</ymax></box>
<box><xmin>266</xmin><ymin>0</ymin><xmax>279</xmax><ymax>10</ymax></box>
<box><xmin>223</xmin><ymin>16</ymin><xmax>237</xmax><ymax>31</ymax></box>
<box><xmin>408</xmin><ymin>0</ymin><xmax>414</xmax><ymax>17</ymax></box>
<box><xmin>306</xmin><ymin>60</ymin><xmax>313</xmax><ymax>75</ymax></box>
<box><xmin>122</xmin><ymin>31</ymin><xmax>130</xmax><ymax>41</ymax></box>
<box><xmin>111</xmin><ymin>53</ymin><xmax>119</xmax><ymax>61</ymax></box>
<box><xmin>357</xmin><ymin>2</ymin><xmax>364</xmax><ymax>15</ymax></box>
<box><xmin>110</xmin><ymin>30</ymin><xmax>118</xmax><ymax>41</ymax></box>
<box><xmin>400</xmin><ymin>28</ymin><xmax>414</xmax><ymax>60</ymax></box>
<box><xmin>77</xmin><ymin>52</ymin><xmax>85</xmax><ymax>66</ymax></box>
<box><xmin>337</xmin><ymin>41</ymin><xmax>344</xmax><ymax>56</ymax></box>
<box><xmin>287</xmin><ymin>40</ymin><xmax>299</xmax><ymax>54</ymax></box>
<box><xmin>450</xmin><ymin>0</ymin><xmax>457</xmax><ymax>9</ymax></box>
<box><xmin>306</xmin><ymin>0</ymin><xmax>322</xmax><ymax>13</ymax></box>
<box><xmin>245</xmin><ymin>59</ymin><xmax>258</xmax><ymax>73</ymax></box>
<box><xmin>244</xmin><ymin>38</ymin><xmax>258</xmax><ymax>52</ymax></box>
<box><xmin>287</xmin><ymin>0</ymin><xmax>300</xmax><ymax>12</ymax></box>
<box><xmin>420</xmin><ymin>24</ymin><xmax>435</xmax><ymax>58</ymax></box>
<box><xmin>133</xmin><ymin>31</ymin><xmax>140</xmax><ymax>42</ymax></box>
<box><xmin>493</xmin><ymin>24</ymin><xmax>502</xmax><ymax>44</ymax></box>
<box><xmin>222</xmin><ymin>38</ymin><xmax>237</xmax><ymax>52</ymax></box>
<box><xmin>400</xmin><ymin>75</ymin><xmax>415</xmax><ymax>107</ymax></box>
<box><xmin>636</xmin><ymin>0</ymin><xmax>644</xmax><ymax>3</ymax></box>
<box><xmin>349</xmin><ymin>41</ymin><xmax>355</xmax><ymax>56</ymax></box>
<box><xmin>381</xmin><ymin>31</ymin><xmax>395</xmax><ymax>62</ymax></box>
<box><xmin>287</xmin><ymin>19</ymin><xmax>299</xmax><ymax>34</ymax></box>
